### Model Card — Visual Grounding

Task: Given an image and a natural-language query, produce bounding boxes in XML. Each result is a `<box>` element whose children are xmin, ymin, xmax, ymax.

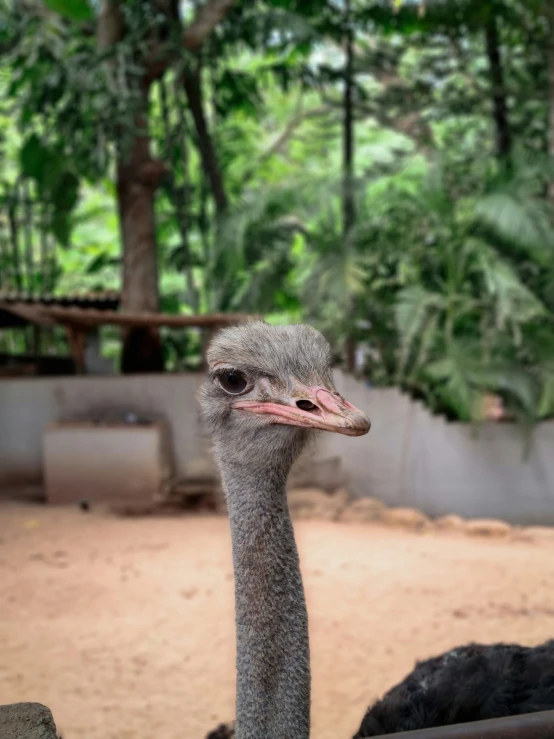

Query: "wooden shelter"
<box><xmin>0</xmin><ymin>291</ymin><xmax>120</xmax><ymax>376</ymax></box>
<box><xmin>0</xmin><ymin>292</ymin><xmax>255</xmax><ymax>374</ymax></box>
<box><xmin>0</xmin><ymin>290</ymin><xmax>120</xmax><ymax>327</ymax></box>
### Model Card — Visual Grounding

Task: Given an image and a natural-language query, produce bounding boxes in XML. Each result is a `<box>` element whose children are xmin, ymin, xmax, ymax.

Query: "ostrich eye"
<box><xmin>217</xmin><ymin>369</ymin><xmax>249</xmax><ymax>395</ymax></box>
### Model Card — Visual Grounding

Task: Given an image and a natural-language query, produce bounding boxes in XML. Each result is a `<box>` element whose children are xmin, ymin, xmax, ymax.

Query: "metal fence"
<box><xmin>378</xmin><ymin>710</ymin><xmax>554</xmax><ymax>738</ymax></box>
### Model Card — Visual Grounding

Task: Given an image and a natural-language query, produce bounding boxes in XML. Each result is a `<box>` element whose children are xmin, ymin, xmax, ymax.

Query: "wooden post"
<box><xmin>65</xmin><ymin>325</ymin><xmax>86</xmax><ymax>374</ymax></box>
<box><xmin>344</xmin><ymin>336</ymin><xmax>356</xmax><ymax>374</ymax></box>
<box><xmin>32</xmin><ymin>324</ymin><xmax>41</xmax><ymax>355</ymax></box>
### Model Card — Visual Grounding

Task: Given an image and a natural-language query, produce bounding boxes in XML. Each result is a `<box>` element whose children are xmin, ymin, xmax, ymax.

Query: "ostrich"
<box><xmin>200</xmin><ymin>320</ymin><xmax>370</xmax><ymax>739</ymax></box>
<box><xmin>353</xmin><ymin>639</ymin><xmax>554</xmax><ymax>736</ymax></box>
<box><xmin>200</xmin><ymin>320</ymin><xmax>554</xmax><ymax>739</ymax></box>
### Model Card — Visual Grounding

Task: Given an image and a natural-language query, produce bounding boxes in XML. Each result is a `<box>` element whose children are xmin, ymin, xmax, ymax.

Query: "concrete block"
<box><xmin>44</xmin><ymin>421</ymin><xmax>173</xmax><ymax>506</ymax></box>
<box><xmin>0</xmin><ymin>703</ymin><xmax>58</xmax><ymax>739</ymax></box>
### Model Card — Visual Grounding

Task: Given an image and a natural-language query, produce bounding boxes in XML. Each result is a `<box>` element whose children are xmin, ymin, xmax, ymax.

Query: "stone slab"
<box><xmin>0</xmin><ymin>703</ymin><xmax>58</xmax><ymax>739</ymax></box>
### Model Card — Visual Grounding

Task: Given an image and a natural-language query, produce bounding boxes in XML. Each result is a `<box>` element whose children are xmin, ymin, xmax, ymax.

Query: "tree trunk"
<box><xmin>98</xmin><ymin>0</ymin><xmax>165</xmax><ymax>372</ymax></box>
<box><xmin>159</xmin><ymin>78</ymin><xmax>198</xmax><ymax>310</ymax></box>
<box><xmin>547</xmin><ymin>0</ymin><xmax>554</xmax><ymax>206</ymax></box>
<box><xmin>484</xmin><ymin>11</ymin><xmax>512</xmax><ymax>161</ymax></box>
<box><xmin>342</xmin><ymin>0</ymin><xmax>355</xmax><ymax>237</ymax></box>
<box><xmin>97</xmin><ymin>0</ymin><xmax>124</xmax><ymax>50</ymax></box>
<box><xmin>117</xmin><ymin>91</ymin><xmax>166</xmax><ymax>373</ymax></box>
<box><xmin>344</xmin><ymin>337</ymin><xmax>356</xmax><ymax>374</ymax></box>
<box><xmin>117</xmin><ymin>151</ymin><xmax>160</xmax><ymax>313</ymax></box>
<box><xmin>342</xmin><ymin>0</ymin><xmax>356</xmax><ymax>373</ymax></box>
<box><xmin>183</xmin><ymin>68</ymin><xmax>227</xmax><ymax>216</ymax></box>
<box><xmin>98</xmin><ymin>0</ymin><xmax>236</xmax><ymax>372</ymax></box>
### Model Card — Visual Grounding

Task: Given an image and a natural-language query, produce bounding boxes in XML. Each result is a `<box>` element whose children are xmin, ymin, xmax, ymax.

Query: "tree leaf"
<box><xmin>51</xmin><ymin>212</ymin><xmax>72</xmax><ymax>247</ymax></box>
<box><xmin>45</xmin><ymin>0</ymin><xmax>93</xmax><ymax>21</ymax></box>
<box><xmin>474</xmin><ymin>190</ymin><xmax>554</xmax><ymax>255</ymax></box>
<box><xmin>479</xmin><ymin>248</ymin><xmax>546</xmax><ymax>328</ymax></box>
<box><xmin>395</xmin><ymin>285</ymin><xmax>442</xmax><ymax>378</ymax></box>
<box><xmin>538</xmin><ymin>368</ymin><xmax>554</xmax><ymax>420</ymax></box>
<box><xmin>53</xmin><ymin>171</ymin><xmax>80</xmax><ymax>213</ymax></box>
<box><xmin>20</xmin><ymin>134</ymin><xmax>45</xmax><ymax>180</ymax></box>
<box><xmin>468</xmin><ymin>365</ymin><xmax>538</xmax><ymax>417</ymax></box>
<box><xmin>160</xmin><ymin>293</ymin><xmax>181</xmax><ymax>315</ymax></box>
<box><xmin>85</xmin><ymin>252</ymin><xmax>118</xmax><ymax>274</ymax></box>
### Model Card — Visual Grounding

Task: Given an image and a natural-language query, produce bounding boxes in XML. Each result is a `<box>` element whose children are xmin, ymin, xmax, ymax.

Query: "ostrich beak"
<box><xmin>234</xmin><ymin>386</ymin><xmax>370</xmax><ymax>437</ymax></box>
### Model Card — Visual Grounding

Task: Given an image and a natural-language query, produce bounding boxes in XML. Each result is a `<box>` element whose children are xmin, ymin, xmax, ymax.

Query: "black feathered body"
<box><xmin>355</xmin><ymin>639</ymin><xmax>554</xmax><ymax>737</ymax></box>
<box><xmin>206</xmin><ymin>723</ymin><xmax>235</xmax><ymax>739</ymax></box>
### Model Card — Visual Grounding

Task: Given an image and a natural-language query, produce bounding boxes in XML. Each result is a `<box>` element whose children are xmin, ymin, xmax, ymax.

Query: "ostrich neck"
<box><xmin>220</xmin><ymin>459</ymin><xmax>310</xmax><ymax>739</ymax></box>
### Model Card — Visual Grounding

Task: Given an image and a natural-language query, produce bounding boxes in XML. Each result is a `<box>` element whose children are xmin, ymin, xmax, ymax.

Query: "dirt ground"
<box><xmin>2</xmin><ymin>503</ymin><xmax>554</xmax><ymax>739</ymax></box>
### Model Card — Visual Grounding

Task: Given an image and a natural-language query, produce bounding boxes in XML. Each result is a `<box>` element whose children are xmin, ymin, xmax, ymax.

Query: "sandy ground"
<box><xmin>1</xmin><ymin>504</ymin><xmax>554</xmax><ymax>739</ymax></box>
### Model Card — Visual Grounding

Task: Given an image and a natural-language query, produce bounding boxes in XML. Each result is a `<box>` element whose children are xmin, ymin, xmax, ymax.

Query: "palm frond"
<box><xmin>474</xmin><ymin>190</ymin><xmax>554</xmax><ymax>257</ymax></box>
<box><xmin>467</xmin><ymin>365</ymin><xmax>539</xmax><ymax>419</ymax></box>
<box><xmin>395</xmin><ymin>285</ymin><xmax>443</xmax><ymax>379</ymax></box>
<box><xmin>537</xmin><ymin>366</ymin><xmax>554</xmax><ymax>420</ymax></box>
<box><xmin>424</xmin><ymin>353</ymin><xmax>478</xmax><ymax>422</ymax></box>
<box><xmin>478</xmin><ymin>248</ymin><xmax>546</xmax><ymax>330</ymax></box>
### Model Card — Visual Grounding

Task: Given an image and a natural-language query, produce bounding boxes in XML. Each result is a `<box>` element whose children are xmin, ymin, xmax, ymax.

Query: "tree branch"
<box><xmin>147</xmin><ymin>0</ymin><xmax>237</xmax><ymax>81</ymax></box>
<box><xmin>258</xmin><ymin>106</ymin><xmax>328</xmax><ymax>165</ymax></box>
<box><xmin>484</xmin><ymin>13</ymin><xmax>512</xmax><ymax>161</ymax></box>
<box><xmin>546</xmin><ymin>2</ymin><xmax>554</xmax><ymax>206</ymax></box>
<box><xmin>342</xmin><ymin>0</ymin><xmax>355</xmax><ymax>239</ymax></box>
<box><xmin>183</xmin><ymin>0</ymin><xmax>237</xmax><ymax>52</ymax></box>
<box><xmin>239</xmin><ymin>104</ymin><xmax>329</xmax><ymax>187</ymax></box>
<box><xmin>97</xmin><ymin>0</ymin><xmax>124</xmax><ymax>51</ymax></box>
<box><xmin>183</xmin><ymin>68</ymin><xmax>228</xmax><ymax>215</ymax></box>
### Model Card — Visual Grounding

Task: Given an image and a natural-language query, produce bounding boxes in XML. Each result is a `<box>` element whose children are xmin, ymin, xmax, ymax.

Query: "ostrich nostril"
<box><xmin>296</xmin><ymin>399</ymin><xmax>319</xmax><ymax>412</ymax></box>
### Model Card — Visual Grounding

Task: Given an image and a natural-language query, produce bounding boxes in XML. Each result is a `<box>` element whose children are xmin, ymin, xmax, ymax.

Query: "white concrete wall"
<box><xmin>316</xmin><ymin>373</ymin><xmax>554</xmax><ymax>525</ymax></box>
<box><xmin>0</xmin><ymin>374</ymin><xmax>205</xmax><ymax>485</ymax></box>
<box><xmin>1</xmin><ymin>372</ymin><xmax>554</xmax><ymax>524</ymax></box>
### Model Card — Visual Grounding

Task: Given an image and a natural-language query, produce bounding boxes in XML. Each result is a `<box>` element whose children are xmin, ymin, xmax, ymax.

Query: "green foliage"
<box><xmin>19</xmin><ymin>134</ymin><xmax>79</xmax><ymax>246</ymax></box>
<box><xmin>3</xmin><ymin>0</ymin><xmax>554</xmax><ymax>427</ymax></box>
<box><xmin>45</xmin><ymin>0</ymin><xmax>93</xmax><ymax>22</ymax></box>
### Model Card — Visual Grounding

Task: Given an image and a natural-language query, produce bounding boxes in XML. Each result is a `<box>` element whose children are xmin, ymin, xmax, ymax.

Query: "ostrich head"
<box><xmin>200</xmin><ymin>321</ymin><xmax>370</xmax><ymax>471</ymax></box>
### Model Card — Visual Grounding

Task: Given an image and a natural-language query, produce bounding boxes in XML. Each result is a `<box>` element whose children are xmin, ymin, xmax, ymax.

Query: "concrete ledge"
<box><xmin>0</xmin><ymin>703</ymin><xmax>58</xmax><ymax>739</ymax></box>
<box><xmin>44</xmin><ymin>421</ymin><xmax>173</xmax><ymax>505</ymax></box>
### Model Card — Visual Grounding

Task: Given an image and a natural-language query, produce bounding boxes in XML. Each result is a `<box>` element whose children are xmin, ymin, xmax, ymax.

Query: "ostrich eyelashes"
<box><xmin>216</xmin><ymin>369</ymin><xmax>249</xmax><ymax>395</ymax></box>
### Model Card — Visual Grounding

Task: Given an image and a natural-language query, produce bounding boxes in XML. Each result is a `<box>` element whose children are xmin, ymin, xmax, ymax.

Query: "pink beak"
<box><xmin>234</xmin><ymin>386</ymin><xmax>370</xmax><ymax>437</ymax></box>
